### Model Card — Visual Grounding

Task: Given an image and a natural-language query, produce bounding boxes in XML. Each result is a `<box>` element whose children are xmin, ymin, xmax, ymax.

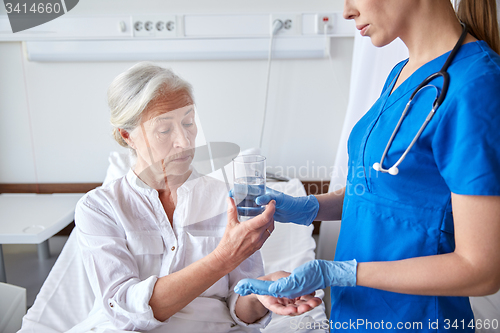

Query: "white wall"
<box><xmin>0</xmin><ymin>0</ymin><xmax>353</xmax><ymax>183</ymax></box>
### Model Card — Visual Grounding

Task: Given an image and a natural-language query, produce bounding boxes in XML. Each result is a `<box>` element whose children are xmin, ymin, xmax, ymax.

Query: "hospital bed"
<box><xmin>17</xmin><ymin>151</ymin><xmax>329</xmax><ymax>333</ymax></box>
<box><xmin>15</xmin><ymin>151</ymin><xmax>500</xmax><ymax>333</ymax></box>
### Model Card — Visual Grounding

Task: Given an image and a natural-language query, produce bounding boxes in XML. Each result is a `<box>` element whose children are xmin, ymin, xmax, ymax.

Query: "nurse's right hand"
<box><xmin>235</xmin><ymin>259</ymin><xmax>357</xmax><ymax>299</ymax></box>
<box><xmin>214</xmin><ymin>197</ymin><xmax>275</xmax><ymax>269</ymax></box>
<box><xmin>255</xmin><ymin>187</ymin><xmax>320</xmax><ymax>226</ymax></box>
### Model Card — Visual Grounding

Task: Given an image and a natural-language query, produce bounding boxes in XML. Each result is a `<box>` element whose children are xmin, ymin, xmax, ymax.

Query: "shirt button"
<box><xmin>109</xmin><ymin>302</ymin><xmax>114</xmax><ymax>308</ymax></box>
<box><xmin>171</xmin><ymin>246</ymin><xmax>175</xmax><ymax>251</ymax></box>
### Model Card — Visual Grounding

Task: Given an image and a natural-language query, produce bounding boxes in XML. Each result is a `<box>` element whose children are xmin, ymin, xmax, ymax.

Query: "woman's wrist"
<box><xmin>236</xmin><ymin>294</ymin><xmax>269</xmax><ymax>324</ymax></box>
<box><xmin>209</xmin><ymin>247</ymin><xmax>239</xmax><ymax>275</ymax></box>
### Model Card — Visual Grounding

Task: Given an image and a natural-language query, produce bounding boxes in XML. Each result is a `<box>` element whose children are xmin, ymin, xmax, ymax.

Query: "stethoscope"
<box><xmin>373</xmin><ymin>23</ymin><xmax>468</xmax><ymax>176</ymax></box>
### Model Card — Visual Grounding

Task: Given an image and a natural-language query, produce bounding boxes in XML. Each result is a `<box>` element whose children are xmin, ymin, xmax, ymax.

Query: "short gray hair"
<box><xmin>108</xmin><ymin>62</ymin><xmax>194</xmax><ymax>148</ymax></box>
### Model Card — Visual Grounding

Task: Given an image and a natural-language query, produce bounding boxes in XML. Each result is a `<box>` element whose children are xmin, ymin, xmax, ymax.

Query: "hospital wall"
<box><xmin>0</xmin><ymin>0</ymin><xmax>354</xmax><ymax>184</ymax></box>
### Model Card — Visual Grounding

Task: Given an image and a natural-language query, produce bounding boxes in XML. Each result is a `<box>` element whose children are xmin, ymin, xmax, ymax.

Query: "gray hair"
<box><xmin>108</xmin><ymin>62</ymin><xmax>195</xmax><ymax>148</ymax></box>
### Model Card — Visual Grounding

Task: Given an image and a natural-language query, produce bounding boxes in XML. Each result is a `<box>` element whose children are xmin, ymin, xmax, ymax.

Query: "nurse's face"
<box><xmin>126</xmin><ymin>91</ymin><xmax>197</xmax><ymax>185</ymax></box>
<box><xmin>343</xmin><ymin>0</ymin><xmax>413</xmax><ymax>47</ymax></box>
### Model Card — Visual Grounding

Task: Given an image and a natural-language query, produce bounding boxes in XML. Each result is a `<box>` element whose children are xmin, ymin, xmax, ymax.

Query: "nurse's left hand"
<box><xmin>235</xmin><ymin>259</ymin><xmax>357</xmax><ymax>299</ymax></box>
<box><xmin>229</xmin><ymin>187</ymin><xmax>319</xmax><ymax>226</ymax></box>
<box><xmin>249</xmin><ymin>271</ymin><xmax>322</xmax><ymax>316</ymax></box>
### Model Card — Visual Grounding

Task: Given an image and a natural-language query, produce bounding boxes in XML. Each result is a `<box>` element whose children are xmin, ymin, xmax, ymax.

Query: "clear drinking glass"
<box><xmin>232</xmin><ymin>154</ymin><xmax>266</xmax><ymax>222</ymax></box>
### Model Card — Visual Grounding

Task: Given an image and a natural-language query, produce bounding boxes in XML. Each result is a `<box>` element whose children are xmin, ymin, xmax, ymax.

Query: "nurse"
<box><xmin>235</xmin><ymin>0</ymin><xmax>500</xmax><ymax>331</ymax></box>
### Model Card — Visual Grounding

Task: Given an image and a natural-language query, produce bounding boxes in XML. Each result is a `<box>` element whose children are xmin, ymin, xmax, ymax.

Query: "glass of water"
<box><xmin>232</xmin><ymin>154</ymin><xmax>266</xmax><ymax>222</ymax></box>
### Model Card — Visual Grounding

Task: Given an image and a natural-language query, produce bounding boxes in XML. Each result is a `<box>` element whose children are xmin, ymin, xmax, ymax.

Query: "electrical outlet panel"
<box><xmin>315</xmin><ymin>13</ymin><xmax>335</xmax><ymax>34</ymax></box>
<box><xmin>133</xmin><ymin>15</ymin><xmax>177</xmax><ymax>38</ymax></box>
<box><xmin>270</xmin><ymin>14</ymin><xmax>300</xmax><ymax>36</ymax></box>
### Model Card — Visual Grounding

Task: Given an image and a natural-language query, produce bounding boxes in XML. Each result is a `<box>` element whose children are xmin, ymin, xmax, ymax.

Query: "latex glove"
<box><xmin>234</xmin><ymin>259</ymin><xmax>357</xmax><ymax>299</ymax></box>
<box><xmin>249</xmin><ymin>271</ymin><xmax>323</xmax><ymax>316</ymax></box>
<box><xmin>255</xmin><ymin>187</ymin><xmax>320</xmax><ymax>226</ymax></box>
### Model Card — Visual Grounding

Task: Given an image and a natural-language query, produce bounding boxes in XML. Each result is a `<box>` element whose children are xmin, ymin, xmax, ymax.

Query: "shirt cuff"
<box><xmin>107</xmin><ymin>275</ymin><xmax>167</xmax><ymax>330</ymax></box>
<box><xmin>227</xmin><ymin>292</ymin><xmax>272</xmax><ymax>329</ymax></box>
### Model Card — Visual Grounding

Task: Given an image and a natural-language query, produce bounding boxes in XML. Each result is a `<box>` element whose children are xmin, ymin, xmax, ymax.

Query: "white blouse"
<box><xmin>70</xmin><ymin>168</ymin><xmax>270</xmax><ymax>333</ymax></box>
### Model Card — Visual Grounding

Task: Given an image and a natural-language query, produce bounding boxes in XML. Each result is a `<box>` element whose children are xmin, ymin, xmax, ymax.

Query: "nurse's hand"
<box><xmin>247</xmin><ymin>271</ymin><xmax>323</xmax><ymax>316</ymax></box>
<box><xmin>235</xmin><ymin>259</ymin><xmax>358</xmax><ymax>299</ymax></box>
<box><xmin>230</xmin><ymin>187</ymin><xmax>319</xmax><ymax>226</ymax></box>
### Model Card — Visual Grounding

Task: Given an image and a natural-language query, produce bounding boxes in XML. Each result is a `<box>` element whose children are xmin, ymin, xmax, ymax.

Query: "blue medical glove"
<box><xmin>255</xmin><ymin>187</ymin><xmax>320</xmax><ymax>226</ymax></box>
<box><xmin>234</xmin><ymin>279</ymin><xmax>274</xmax><ymax>297</ymax></box>
<box><xmin>234</xmin><ymin>259</ymin><xmax>357</xmax><ymax>299</ymax></box>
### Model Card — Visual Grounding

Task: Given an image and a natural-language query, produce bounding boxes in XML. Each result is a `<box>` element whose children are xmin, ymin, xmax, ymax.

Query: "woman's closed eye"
<box><xmin>159</xmin><ymin>123</ymin><xmax>193</xmax><ymax>134</ymax></box>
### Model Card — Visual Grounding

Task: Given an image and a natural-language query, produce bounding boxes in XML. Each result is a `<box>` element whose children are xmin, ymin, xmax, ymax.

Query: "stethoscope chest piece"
<box><xmin>373</xmin><ymin>162</ymin><xmax>399</xmax><ymax>175</ymax></box>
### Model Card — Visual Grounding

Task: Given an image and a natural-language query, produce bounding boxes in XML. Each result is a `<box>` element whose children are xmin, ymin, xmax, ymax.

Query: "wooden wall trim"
<box><xmin>301</xmin><ymin>180</ymin><xmax>330</xmax><ymax>196</ymax></box>
<box><xmin>0</xmin><ymin>181</ymin><xmax>330</xmax><ymax>195</ymax></box>
<box><xmin>0</xmin><ymin>183</ymin><xmax>102</xmax><ymax>194</ymax></box>
<box><xmin>0</xmin><ymin>180</ymin><xmax>330</xmax><ymax>235</ymax></box>
<box><xmin>301</xmin><ymin>181</ymin><xmax>331</xmax><ymax>235</ymax></box>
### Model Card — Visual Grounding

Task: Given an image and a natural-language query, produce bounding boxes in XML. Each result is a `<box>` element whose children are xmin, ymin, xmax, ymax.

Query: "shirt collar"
<box><xmin>126</xmin><ymin>166</ymin><xmax>202</xmax><ymax>196</ymax></box>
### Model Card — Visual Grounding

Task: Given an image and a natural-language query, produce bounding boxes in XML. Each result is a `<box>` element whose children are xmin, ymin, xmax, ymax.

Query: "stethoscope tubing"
<box><xmin>373</xmin><ymin>23</ymin><xmax>468</xmax><ymax>176</ymax></box>
<box><xmin>374</xmin><ymin>85</ymin><xmax>439</xmax><ymax>175</ymax></box>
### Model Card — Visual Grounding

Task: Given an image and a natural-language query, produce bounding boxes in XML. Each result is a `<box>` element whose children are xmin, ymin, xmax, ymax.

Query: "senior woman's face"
<box><xmin>129</xmin><ymin>91</ymin><xmax>197</xmax><ymax>184</ymax></box>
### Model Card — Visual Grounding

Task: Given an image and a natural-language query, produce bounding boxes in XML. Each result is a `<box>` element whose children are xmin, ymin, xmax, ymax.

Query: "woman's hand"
<box><xmin>235</xmin><ymin>271</ymin><xmax>322</xmax><ymax>322</ymax></box>
<box><xmin>257</xmin><ymin>293</ymin><xmax>322</xmax><ymax>316</ymax></box>
<box><xmin>213</xmin><ymin>197</ymin><xmax>276</xmax><ymax>270</ymax></box>
<box><xmin>254</xmin><ymin>271</ymin><xmax>323</xmax><ymax>316</ymax></box>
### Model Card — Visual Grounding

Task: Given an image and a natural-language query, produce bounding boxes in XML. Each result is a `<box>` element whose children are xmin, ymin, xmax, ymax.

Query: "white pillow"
<box><xmin>260</xmin><ymin>179</ymin><xmax>317</xmax><ymax>273</ymax></box>
<box><xmin>102</xmin><ymin>150</ymin><xmax>135</xmax><ymax>186</ymax></box>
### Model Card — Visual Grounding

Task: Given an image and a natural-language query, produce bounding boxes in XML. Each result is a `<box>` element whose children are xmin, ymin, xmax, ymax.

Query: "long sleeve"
<box><xmin>75</xmin><ymin>196</ymin><xmax>166</xmax><ymax>331</ymax></box>
<box><xmin>227</xmin><ymin>250</ymin><xmax>272</xmax><ymax>328</ymax></box>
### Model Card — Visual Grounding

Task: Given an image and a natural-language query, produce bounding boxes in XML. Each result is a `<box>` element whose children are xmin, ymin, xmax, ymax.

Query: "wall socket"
<box><xmin>270</xmin><ymin>14</ymin><xmax>299</xmax><ymax>36</ymax></box>
<box><xmin>133</xmin><ymin>15</ymin><xmax>177</xmax><ymax>38</ymax></box>
<box><xmin>316</xmin><ymin>13</ymin><xmax>335</xmax><ymax>34</ymax></box>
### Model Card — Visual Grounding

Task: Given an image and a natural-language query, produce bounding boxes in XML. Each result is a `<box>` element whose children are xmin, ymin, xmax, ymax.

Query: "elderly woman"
<box><xmin>70</xmin><ymin>62</ymin><xmax>321</xmax><ymax>333</ymax></box>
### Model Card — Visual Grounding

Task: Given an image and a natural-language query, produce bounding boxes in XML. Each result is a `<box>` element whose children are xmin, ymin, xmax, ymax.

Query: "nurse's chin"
<box><xmin>369</xmin><ymin>36</ymin><xmax>397</xmax><ymax>49</ymax></box>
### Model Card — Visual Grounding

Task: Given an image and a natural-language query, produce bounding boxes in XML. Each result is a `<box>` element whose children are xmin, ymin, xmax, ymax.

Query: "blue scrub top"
<box><xmin>332</xmin><ymin>41</ymin><xmax>500</xmax><ymax>332</ymax></box>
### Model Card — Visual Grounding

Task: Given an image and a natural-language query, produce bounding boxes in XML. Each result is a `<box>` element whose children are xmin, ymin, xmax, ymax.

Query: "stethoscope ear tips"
<box><xmin>373</xmin><ymin>163</ymin><xmax>381</xmax><ymax>172</ymax></box>
<box><xmin>388</xmin><ymin>166</ymin><xmax>399</xmax><ymax>175</ymax></box>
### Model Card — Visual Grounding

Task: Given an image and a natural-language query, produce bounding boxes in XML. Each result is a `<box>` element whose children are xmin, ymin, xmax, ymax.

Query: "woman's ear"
<box><xmin>118</xmin><ymin>128</ymin><xmax>135</xmax><ymax>149</ymax></box>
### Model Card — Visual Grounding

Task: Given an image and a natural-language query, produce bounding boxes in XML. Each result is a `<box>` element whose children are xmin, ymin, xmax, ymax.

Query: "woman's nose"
<box><xmin>173</xmin><ymin>126</ymin><xmax>191</xmax><ymax>148</ymax></box>
<box><xmin>343</xmin><ymin>0</ymin><xmax>358</xmax><ymax>20</ymax></box>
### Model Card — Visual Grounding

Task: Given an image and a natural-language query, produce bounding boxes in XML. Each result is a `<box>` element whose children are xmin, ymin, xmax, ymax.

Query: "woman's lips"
<box><xmin>171</xmin><ymin>155</ymin><xmax>192</xmax><ymax>162</ymax></box>
<box><xmin>357</xmin><ymin>24</ymin><xmax>369</xmax><ymax>36</ymax></box>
